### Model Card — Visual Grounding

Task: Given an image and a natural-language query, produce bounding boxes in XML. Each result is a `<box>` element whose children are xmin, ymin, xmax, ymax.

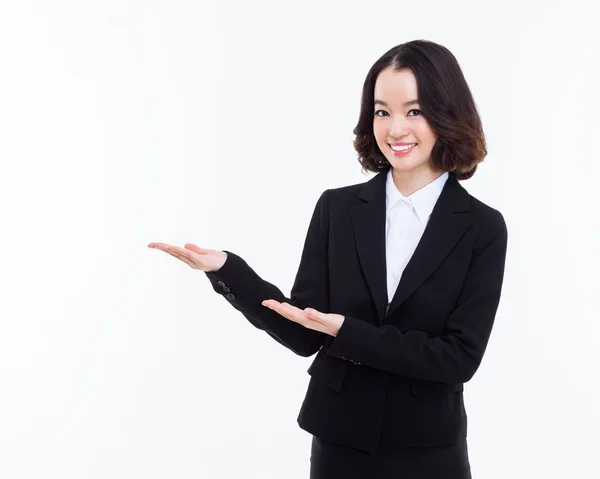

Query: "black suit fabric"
<box><xmin>309</xmin><ymin>416</ymin><xmax>471</xmax><ymax>479</ymax></box>
<box><xmin>204</xmin><ymin>167</ymin><xmax>507</xmax><ymax>475</ymax></box>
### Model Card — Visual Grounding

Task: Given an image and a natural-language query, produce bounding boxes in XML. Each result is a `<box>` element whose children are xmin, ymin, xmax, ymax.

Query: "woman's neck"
<box><xmin>391</xmin><ymin>166</ymin><xmax>445</xmax><ymax>197</ymax></box>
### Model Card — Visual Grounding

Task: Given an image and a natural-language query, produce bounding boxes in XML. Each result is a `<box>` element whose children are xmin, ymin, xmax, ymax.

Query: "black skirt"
<box><xmin>309</xmin><ymin>420</ymin><xmax>471</xmax><ymax>479</ymax></box>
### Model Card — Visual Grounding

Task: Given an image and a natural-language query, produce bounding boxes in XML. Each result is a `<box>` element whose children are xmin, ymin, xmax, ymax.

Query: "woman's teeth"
<box><xmin>390</xmin><ymin>143</ymin><xmax>417</xmax><ymax>151</ymax></box>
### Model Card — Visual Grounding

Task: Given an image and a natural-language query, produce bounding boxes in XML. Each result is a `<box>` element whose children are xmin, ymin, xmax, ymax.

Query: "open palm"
<box><xmin>147</xmin><ymin>242</ymin><xmax>227</xmax><ymax>272</ymax></box>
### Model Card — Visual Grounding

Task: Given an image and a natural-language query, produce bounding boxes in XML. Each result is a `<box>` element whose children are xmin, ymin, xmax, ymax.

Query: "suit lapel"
<box><xmin>351</xmin><ymin>167</ymin><xmax>471</xmax><ymax>326</ymax></box>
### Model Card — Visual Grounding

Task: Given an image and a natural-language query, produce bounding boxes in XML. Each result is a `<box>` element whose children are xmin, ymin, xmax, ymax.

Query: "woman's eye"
<box><xmin>374</xmin><ymin>109</ymin><xmax>422</xmax><ymax>117</ymax></box>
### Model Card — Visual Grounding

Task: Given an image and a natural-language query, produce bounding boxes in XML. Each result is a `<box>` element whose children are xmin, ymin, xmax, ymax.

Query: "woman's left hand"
<box><xmin>261</xmin><ymin>300</ymin><xmax>345</xmax><ymax>337</ymax></box>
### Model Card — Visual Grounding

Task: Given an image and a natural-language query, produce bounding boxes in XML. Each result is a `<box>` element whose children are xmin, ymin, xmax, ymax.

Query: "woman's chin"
<box><xmin>388</xmin><ymin>158</ymin><xmax>435</xmax><ymax>175</ymax></box>
<box><xmin>389</xmin><ymin>158</ymin><xmax>419</xmax><ymax>170</ymax></box>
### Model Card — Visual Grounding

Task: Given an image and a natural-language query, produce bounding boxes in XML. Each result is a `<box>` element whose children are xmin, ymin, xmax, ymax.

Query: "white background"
<box><xmin>1</xmin><ymin>1</ymin><xmax>599</xmax><ymax>477</ymax></box>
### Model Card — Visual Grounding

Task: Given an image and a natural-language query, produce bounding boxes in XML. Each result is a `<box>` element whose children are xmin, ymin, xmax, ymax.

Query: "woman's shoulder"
<box><xmin>462</xmin><ymin>187</ymin><xmax>506</xmax><ymax>231</ymax></box>
<box><xmin>317</xmin><ymin>182</ymin><xmax>366</xmax><ymax>216</ymax></box>
<box><xmin>320</xmin><ymin>173</ymin><xmax>381</xmax><ymax>203</ymax></box>
<box><xmin>458</xmin><ymin>185</ymin><xmax>507</xmax><ymax>247</ymax></box>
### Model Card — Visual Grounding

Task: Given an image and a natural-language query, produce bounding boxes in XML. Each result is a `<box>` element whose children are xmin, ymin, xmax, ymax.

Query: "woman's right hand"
<box><xmin>147</xmin><ymin>242</ymin><xmax>227</xmax><ymax>272</ymax></box>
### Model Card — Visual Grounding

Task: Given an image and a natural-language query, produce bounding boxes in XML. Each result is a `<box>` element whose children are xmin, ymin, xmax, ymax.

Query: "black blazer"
<box><xmin>204</xmin><ymin>166</ymin><xmax>508</xmax><ymax>454</ymax></box>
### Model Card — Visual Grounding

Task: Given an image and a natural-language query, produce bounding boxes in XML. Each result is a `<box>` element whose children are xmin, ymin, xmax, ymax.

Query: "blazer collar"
<box><xmin>351</xmin><ymin>166</ymin><xmax>471</xmax><ymax>325</ymax></box>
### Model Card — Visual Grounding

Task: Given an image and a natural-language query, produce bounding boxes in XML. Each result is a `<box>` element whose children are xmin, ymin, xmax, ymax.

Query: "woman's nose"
<box><xmin>388</xmin><ymin>117</ymin><xmax>410</xmax><ymax>138</ymax></box>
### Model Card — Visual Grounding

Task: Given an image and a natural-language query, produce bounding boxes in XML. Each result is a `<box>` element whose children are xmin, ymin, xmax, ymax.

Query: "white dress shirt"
<box><xmin>385</xmin><ymin>169</ymin><xmax>449</xmax><ymax>312</ymax></box>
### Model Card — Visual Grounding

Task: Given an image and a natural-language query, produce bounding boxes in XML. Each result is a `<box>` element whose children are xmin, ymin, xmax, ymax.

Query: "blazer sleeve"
<box><xmin>327</xmin><ymin>209</ymin><xmax>508</xmax><ymax>384</ymax></box>
<box><xmin>203</xmin><ymin>190</ymin><xmax>331</xmax><ymax>357</ymax></box>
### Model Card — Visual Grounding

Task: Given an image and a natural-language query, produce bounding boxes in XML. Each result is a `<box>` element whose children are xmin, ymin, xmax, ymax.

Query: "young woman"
<box><xmin>149</xmin><ymin>39</ymin><xmax>508</xmax><ymax>479</ymax></box>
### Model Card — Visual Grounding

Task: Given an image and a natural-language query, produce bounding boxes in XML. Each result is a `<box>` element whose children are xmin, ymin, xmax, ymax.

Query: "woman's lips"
<box><xmin>389</xmin><ymin>143</ymin><xmax>417</xmax><ymax>156</ymax></box>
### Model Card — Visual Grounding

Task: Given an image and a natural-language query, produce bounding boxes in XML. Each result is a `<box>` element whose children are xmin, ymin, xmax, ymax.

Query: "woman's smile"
<box><xmin>389</xmin><ymin>143</ymin><xmax>418</xmax><ymax>155</ymax></box>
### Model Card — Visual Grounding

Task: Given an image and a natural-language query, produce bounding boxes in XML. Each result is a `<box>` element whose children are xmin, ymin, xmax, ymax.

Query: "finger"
<box><xmin>184</xmin><ymin>243</ymin><xmax>208</xmax><ymax>254</ymax></box>
<box><xmin>264</xmin><ymin>300</ymin><xmax>312</xmax><ymax>321</ymax></box>
<box><xmin>148</xmin><ymin>242</ymin><xmax>174</xmax><ymax>249</ymax></box>
<box><xmin>263</xmin><ymin>301</ymin><xmax>298</xmax><ymax>321</ymax></box>
<box><xmin>262</xmin><ymin>299</ymin><xmax>284</xmax><ymax>309</ymax></box>
<box><xmin>168</xmin><ymin>245</ymin><xmax>194</xmax><ymax>257</ymax></box>
<box><xmin>273</xmin><ymin>305</ymin><xmax>326</xmax><ymax>333</ymax></box>
<box><xmin>273</xmin><ymin>301</ymin><xmax>303</xmax><ymax>316</ymax></box>
<box><xmin>149</xmin><ymin>243</ymin><xmax>195</xmax><ymax>259</ymax></box>
<box><xmin>304</xmin><ymin>308</ymin><xmax>327</xmax><ymax>326</ymax></box>
<box><xmin>166</xmin><ymin>245</ymin><xmax>205</xmax><ymax>265</ymax></box>
<box><xmin>277</xmin><ymin>303</ymin><xmax>315</xmax><ymax>327</ymax></box>
<box><xmin>156</xmin><ymin>247</ymin><xmax>196</xmax><ymax>268</ymax></box>
<box><xmin>279</xmin><ymin>303</ymin><xmax>306</xmax><ymax>323</ymax></box>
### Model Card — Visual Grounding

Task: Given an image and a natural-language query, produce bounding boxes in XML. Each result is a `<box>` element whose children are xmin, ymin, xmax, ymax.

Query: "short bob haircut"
<box><xmin>353</xmin><ymin>40</ymin><xmax>486</xmax><ymax>180</ymax></box>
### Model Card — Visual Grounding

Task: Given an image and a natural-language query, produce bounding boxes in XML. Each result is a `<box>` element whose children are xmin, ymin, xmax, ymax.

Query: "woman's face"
<box><xmin>373</xmin><ymin>67</ymin><xmax>439</xmax><ymax>176</ymax></box>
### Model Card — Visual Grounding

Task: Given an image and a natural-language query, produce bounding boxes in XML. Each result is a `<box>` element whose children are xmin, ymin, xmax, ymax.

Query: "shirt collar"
<box><xmin>385</xmin><ymin>168</ymin><xmax>449</xmax><ymax>225</ymax></box>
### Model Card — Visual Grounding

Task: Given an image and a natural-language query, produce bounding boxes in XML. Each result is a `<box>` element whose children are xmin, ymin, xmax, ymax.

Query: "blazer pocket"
<box><xmin>410</xmin><ymin>379</ymin><xmax>464</xmax><ymax>395</ymax></box>
<box><xmin>307</xmin><ymin>352</ymin><xmax>347</xmax><ymax>394</ymax></box>
<box><xmin>399</xmin><ymin>379</ymin><xmax>465</xmax><ymax>447</ymax></box>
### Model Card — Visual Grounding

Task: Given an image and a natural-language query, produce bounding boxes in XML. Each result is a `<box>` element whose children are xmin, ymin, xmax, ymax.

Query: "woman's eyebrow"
<box><xmin>374</xmin><ymin>99</ymin><xmax>420</xmax><ymax>107</ymax></box>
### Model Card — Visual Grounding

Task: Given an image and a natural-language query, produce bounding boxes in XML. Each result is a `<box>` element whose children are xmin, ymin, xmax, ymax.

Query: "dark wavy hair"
<box><xmin>354</xmin><ymin>40</ymin><xmax>486</xmax><ymax>180</ymax></box>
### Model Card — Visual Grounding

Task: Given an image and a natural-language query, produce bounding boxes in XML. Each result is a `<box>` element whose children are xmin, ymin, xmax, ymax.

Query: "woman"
<box><xmin>149</xmin><ymin>39</ymin><xmax>508</xmax><ymax>478</ymax></box>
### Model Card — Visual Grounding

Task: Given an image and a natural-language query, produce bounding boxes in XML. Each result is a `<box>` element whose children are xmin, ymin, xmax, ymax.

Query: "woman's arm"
<box><xmin>204</xmin><ymin>190</ymin><xmax>331</xmax><ymax>357</ymax></box>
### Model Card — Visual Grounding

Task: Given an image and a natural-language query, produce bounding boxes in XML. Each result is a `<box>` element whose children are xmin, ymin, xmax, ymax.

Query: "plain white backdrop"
<box><xmin>1</xmin><ymin>0</ymin><xmax>599</xmax><ymax>477</ymax></box>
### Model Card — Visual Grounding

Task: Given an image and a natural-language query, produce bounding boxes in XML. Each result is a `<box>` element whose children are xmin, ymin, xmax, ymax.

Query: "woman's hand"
<box><xmin>261</xmin><ymin>300</ymin><xmax>345</xmax><ymax>337</ymax></box>
<box><xmin>148</xmin><ymin>242</ymin><xmax>227</xmax><ymax>272</ymax></box>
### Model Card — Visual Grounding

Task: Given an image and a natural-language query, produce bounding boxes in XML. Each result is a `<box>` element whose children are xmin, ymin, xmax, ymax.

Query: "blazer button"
<box><xmin>223</xmin><ymin>286</ymin><xmax>231</xmax><ymax>293</ymax></box>
<box><xmin>217</xmin><ymin>281</ymin><xmax>225</xmax><ymax>286</ymax></box>
<box><xmin>226</xmin><ymin>293</ymin><xmax>236</xmax><ymax>300</ymax></box>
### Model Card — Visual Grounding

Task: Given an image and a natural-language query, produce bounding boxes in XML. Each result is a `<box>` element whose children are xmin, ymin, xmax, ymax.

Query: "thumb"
<box><xmin>304</xmin><ymin>308</ymin><xmax>321</xmax><ymax>318</ymax></box>
<box><xmin>184</xmin><ymin>243</ymin><xmax>207</xmax><ymax>254</ymax></box>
